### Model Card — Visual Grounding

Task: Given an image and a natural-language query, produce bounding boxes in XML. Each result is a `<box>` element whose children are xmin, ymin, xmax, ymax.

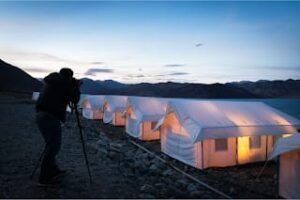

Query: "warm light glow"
<box><xmin>282</xmin><ymin>133</ymin><xmax>293</xmax><ymax>138</ymax></box>
<box><xmin>164</xmin><ymin>112</ymin><xmax>189</xmax><ymax>138</ymax></box>
<box><xmin>103</xmin><ymin>102</ymin><xmax>110</xmax><ymax>112</ymax></box>
<box><xmin>269</xmin><ymin>113</ymin><xmax>292</xmax><ymax>125</ymax></box>
<box><xmin>238</xmin><ymin>136</ymin><xmax>250</xmax><ymax>163</ymax></box>
<box><xmin>226</xmin><ymin>112</ymin><xmax>251</xmax><ymax>126</ymax></box>
<box><xmin>140</xmin><ymin>121</ymin><xmax>160</xmax><ymax>141</ymax></box>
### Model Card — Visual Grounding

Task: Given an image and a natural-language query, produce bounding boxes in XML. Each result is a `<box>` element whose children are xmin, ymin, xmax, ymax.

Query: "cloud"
<box><xmin>195</xmin><ymin>43</ymin><xmax>203</xmax><ymax>47</ymax></box>
<box><xmin>23</xmin><ymin>68</ymin><xmax>53</xmax><ymax>73</ymax></box>
<box><xmin>84</xmin><ymin>68</ymin><xmax>114</xmax><ymax>76</ymax></box>
<box><xmin>129</xmin><ymin>74</ymin><xmax>145</xmax><ymax>78</ymax></box>
<box><xmin>164</xmin><ymin>64</ymin><xmax>185</xmax><ymax>68</ymax></box>
<box><xmin>168</xmin><ymin>72</ymin><xmax>189</xmax><ymax>76</ymax></box>
<box><xmin>156</xmin><ymin>72</ymin><xmax>189</xmax><ymax>77</ymax></box>
<box><xmin>90</xmin><ymin>62</ymin><xmax>104</xmax><ymax>65</ymax></box>
<box><xmin>0</xmin><ymin>49</ymin><xmax>99</xmax><ymax>66</ymax></box>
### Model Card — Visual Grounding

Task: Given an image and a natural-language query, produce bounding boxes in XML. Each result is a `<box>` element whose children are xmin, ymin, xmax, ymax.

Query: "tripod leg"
<box><xmin>74</xmin><ymin>105</ymin><xmax>93</xmax><ymax>184</ymax></box>
<box><xmin>30</xmin><ymin>148</ymin><xmax>45</xmax><ymax>180</ymax></box>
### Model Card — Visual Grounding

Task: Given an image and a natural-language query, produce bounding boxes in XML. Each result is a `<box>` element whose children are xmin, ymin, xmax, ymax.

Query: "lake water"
<box><xmin>221</xmin><ymin>98</ymin><xmax>300</xmax><ymax>119</ymax></box>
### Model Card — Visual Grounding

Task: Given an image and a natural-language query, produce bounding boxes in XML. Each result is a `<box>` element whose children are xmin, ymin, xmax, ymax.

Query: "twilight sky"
<box><xmin>0</xmin><ymin>1</ymin><xmax>300</xmax><ymax>84</ymax></box>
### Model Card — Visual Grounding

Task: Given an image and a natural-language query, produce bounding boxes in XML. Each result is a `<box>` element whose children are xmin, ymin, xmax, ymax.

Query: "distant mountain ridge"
<box><xmin>80</xmin><ymin>78</ymin><xmax>300</xmax><ymax>98</ymax></box>
<box><xmin>0</xmin><ymin>59</ymin><xmax>299</xmax><ymax>98</ymax></box>
<box><xmin>0</xmin><ymin>59</ymin><xmax>42</xmax><ymax>92</ymax></box>
<box><xmin>229</xmin><ymin>79</ymin><xmax>300</xmax><ymax>98</ymax></box>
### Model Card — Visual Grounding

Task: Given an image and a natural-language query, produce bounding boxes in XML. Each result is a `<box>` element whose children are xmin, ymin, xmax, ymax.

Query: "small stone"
<box><xmin>154</xmin><ymin>182</ymin><xmax>165</xmax><ymax>188</ymax></box>
<box><xmin>162</xmin><ymin>169</ymin><xmax>173</xmax><ymax>176</ymax></box>
<box><xmin>149</xmin><ymin>164</ymin><xmax>161</xmax><ymax>174</ymax></box>
<box><xmin>187</xmin><ymin>183</ymin><xmax>197</xmax><ymax>193</ymax></box>
<box><xmin>139</xmin><ymin>193</ymin><xmax>155</xmax><ymax>199</ymax></box>
<box><xmin>109</xmin><ymin>143</ymin><xmax>123</xmax><ymax>152</ymax></box>
<box><xmin>175</xmin><ymin>179</ymin><xmax>188</xmax><ymax>189</ymax></box>
<box><xmin>140</xmin><ymin>184</ymin><xmax>156</xmax><ymax>194</ymax></box>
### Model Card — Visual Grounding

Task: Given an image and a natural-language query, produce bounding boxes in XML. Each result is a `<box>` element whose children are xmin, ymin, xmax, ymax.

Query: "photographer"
<box><xmin>35</xmin><ymin>68</ymin><xmax>80</xmax><ymax>187</ymax></box>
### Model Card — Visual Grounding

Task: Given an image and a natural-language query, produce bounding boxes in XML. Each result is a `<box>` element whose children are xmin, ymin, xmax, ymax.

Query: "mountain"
<box><xmin>230</xmin><ymin>79</ymin><xmax>300</xmax><ymax>98</ymax></box>
<box><xmin>1</xmin><ymin>59</ymin><xmax>299</xmax><ymax>98</ymax></box>
<box><xmin>80</xmin><ymin>78</ymin><xmax>127</xmax><ymax>95</ymax></box>
<box><xmin>121</xmin><ymin>82</ymin><xmax>256</xmax><ymax>98</ymax></box>
<box><xmin>81</xmin><ymin>78</ymin><xmax>300</xmax><ymax>98</ymax></box>
<box><xmin>80</xmin><ymin>79</ymin><xmax>256</xmax><ymax>98</ymax></box>
<box><xmin>0</xmin><ymin>59</ymin><xmax>42</xmax><ymax>92</ymax></box>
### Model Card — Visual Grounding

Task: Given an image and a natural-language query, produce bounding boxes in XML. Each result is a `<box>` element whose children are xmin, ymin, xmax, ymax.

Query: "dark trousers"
<box><xmin>36</xmin><ymin>111</ymin><xmax>62</xmax><ymax>181</ymax></box>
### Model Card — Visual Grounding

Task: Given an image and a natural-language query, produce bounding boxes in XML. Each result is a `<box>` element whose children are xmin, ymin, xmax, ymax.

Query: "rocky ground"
<box><xmin>0</xmin><ymin>92</ymin><xmax>279</xmax><ymax>198</ymax></box>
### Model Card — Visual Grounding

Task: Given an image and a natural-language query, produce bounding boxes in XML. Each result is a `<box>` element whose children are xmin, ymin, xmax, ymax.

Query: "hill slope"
<box><xmin>0</xmin><ymin>59</ymin><xmax>42</xmax><ymax>92</ymax></box>
<box><xmin>230</xmin><ymin>79</ymin><xmax>300</xmax><ymax>98</ymax></box>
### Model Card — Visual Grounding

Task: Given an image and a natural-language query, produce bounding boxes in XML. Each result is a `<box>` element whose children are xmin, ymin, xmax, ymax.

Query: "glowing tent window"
<box><xmin>249</xmin><ymin>136</ymin><xmax>261</xmax><ymax>149</ymax></box>
<box><xmin>215</xmin><ymin>138</ymin><xmax>228</xmax><ymax>152</ymax></box>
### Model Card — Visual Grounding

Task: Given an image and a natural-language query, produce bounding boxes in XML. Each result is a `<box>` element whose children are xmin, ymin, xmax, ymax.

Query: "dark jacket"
<box><xmin>36</xmin><ymin>72</ymin><xmax>80</xmax><ymax>122</ymax></box>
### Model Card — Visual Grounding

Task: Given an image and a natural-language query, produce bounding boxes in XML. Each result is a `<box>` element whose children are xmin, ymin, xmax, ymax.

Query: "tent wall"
<box><xmin>279</xmin><ymin>149</ymin><xmax>300</xmax><ymax>199</ymax></box>
<box><xmin>126</xmin><ymin>117</ymin><xmax>138</xmax><ymax>137</ymax></box>
<box><xmin>161</xmin><ymin>127</ymin><xmax>200</xmax><ymax>168</ymax></box>
<box><xmin>237</xmin><ymin>136</ymin><xmax>267</xmax><ymax>164</ymax></box>
<box><xmin>112</xmin><ymin>111</ymin><xmax>125</xmax><ymax>126</ymax></box>
<box><xmin>103</xmin><ymin>96</ymin><xmax>127</xmax><ymax>125</ymax></box>
<box><xmin>82</xmin><ymin>108</ymin><xmax>103</xmax><ymax>120</ymax></box>
<box><xmin>202</xmin><ymin>138</ymin><xmax>237</xmax><ymax>168</ymax></box>
<box><xmin>81</xmin><ymin>100</ymin><xmax>91</xmax><ymax>109</ymax></box>
<box><xmin>125</xmin><ymin>106</ymin><xmax>138</xmax><ymax>137</ymax></box>
<box><xmin>125</xmin><ymin>111</ymin><xmax>160</xmax><ymax>140</ymax></box>
<box><xmin>140</xmin><ymin>121</ymin><xmax>160</xmax><ymax>141</ymax></box>
<box><xmin>160</xmin><ymin>112</ymin><xmax>201</xmax><ymax>168</ymax></box>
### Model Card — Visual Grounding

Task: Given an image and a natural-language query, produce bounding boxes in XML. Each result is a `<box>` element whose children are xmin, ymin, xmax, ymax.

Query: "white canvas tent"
<box><xmin>268</xmin><ymin>133</ymin><xmax>300</xmax><ymax>199</ymax></box>
<box><xmin>155</xmin><ymin>99</ymin><xmax>300</xmax><ymax>169</ymax></box>
<box><xmin>32</xmin><ymin>92</ymin><xmax>40</xmax><ymax>101</ymax></box>
<box><xmin>80</xmin><ymin>95</ymin><xmax>105</xmax><ymax>119</ymax></box>
<box><xmin>125</xmin><ymin>96</ymin><xmax>169</xmax><ymax>140</ymax></box>
<box><xmin>78</xmin><ymin>94</ymin><xmax>88</xmax><ymax>109</ymax></box>
<box><xmin>103</xmin><ymin>95</ymin><xmax>127</xmax><ymax>126</ymax></box>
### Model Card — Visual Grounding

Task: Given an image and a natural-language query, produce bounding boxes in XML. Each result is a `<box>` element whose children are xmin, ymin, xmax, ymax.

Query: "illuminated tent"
<box><xmin>155</xmin><ymin>99</ymin><xmax>300</xmax><ymax>169</ymax></box>
<box><xmin>125</xmin><ymin>96</ymin><xmax>169</xmax><ymax>140</ymax></box>
<box><xmin>78</xmin><ymin>94</ymin><xmax>88</xmax><ymax>108</ymax></box>
<box><xmin>32</xmin><ymin>92</ymin><xmax>40</xmax><ymax>101</ymax></box>
<box><xmin>80</xmin><ymin>95</ymin><xmax>105</xmax><ymax>119</ymax></box>
<box><xmin>103</xmin><ymin>95</ymin><xmax>128</xmax><ymax>126</ymax></box>
<box><xmin>268</xmin><ymin>133</ymin><xmax>300</xmax><ymax>199</ymax></box>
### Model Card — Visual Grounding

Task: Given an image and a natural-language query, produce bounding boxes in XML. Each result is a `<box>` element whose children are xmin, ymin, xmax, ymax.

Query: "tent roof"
<box><xmin>268</xmin><ymin>133</ymin><xmax>300</xmax><ymax>160</ymax></box>
<box><xmin>78</xmin><ymin>94</ymin><xmax>88</xmax><ymax>105</ymax></box>
<box><xmin>81</xmin><ymin>95</ymin><xmax>105</xmax><ymax>108</ymax></box>
<box><xmin>127</xmin><ymin>96</ymin><xmax>169</xmax><ymax>120</ymax></box>
<box><xmin>104</xmin><ymin>95</ymin><xmax>128</xmax><ymax>111</ymax></box>
<box><xmin>158</xmin><ymin>99</ymin><xmax>300</xmax><ymax>142</ymax></box>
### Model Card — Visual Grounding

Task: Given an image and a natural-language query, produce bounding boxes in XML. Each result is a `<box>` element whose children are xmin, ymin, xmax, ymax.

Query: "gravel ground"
<box><xmin>0</xmin><ymin>92</ymin><xmax>224</xmax><ymax>198</ymax></box>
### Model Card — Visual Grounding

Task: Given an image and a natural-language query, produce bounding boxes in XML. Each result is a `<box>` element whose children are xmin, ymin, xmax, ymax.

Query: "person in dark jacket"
<box><xmin>36</xmin><ymin>68</ymin><xmax>80</xmax><ymax>186</ymax></box>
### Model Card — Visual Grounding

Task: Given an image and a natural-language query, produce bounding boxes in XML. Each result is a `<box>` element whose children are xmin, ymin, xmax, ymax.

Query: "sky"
<box><xmin>0</xmin><ymin>1</ymin><xmax>300</xmax><ymax>84</ymax></box>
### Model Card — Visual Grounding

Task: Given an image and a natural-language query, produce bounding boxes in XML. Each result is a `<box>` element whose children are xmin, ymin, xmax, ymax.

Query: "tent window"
<box><xmin>215</xmin><ymin>138</ymin><xmax>228</xmax><ymax>152</ymax></box>
<box><xmin>249</xmin><ymin>136</ymin><xmax>261</xmax><ymax>149</ymax></box>
<box><xmin>151</xmin><ymin>121</ymin><xmax>157</xmax><ymax>129</ymax></box>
